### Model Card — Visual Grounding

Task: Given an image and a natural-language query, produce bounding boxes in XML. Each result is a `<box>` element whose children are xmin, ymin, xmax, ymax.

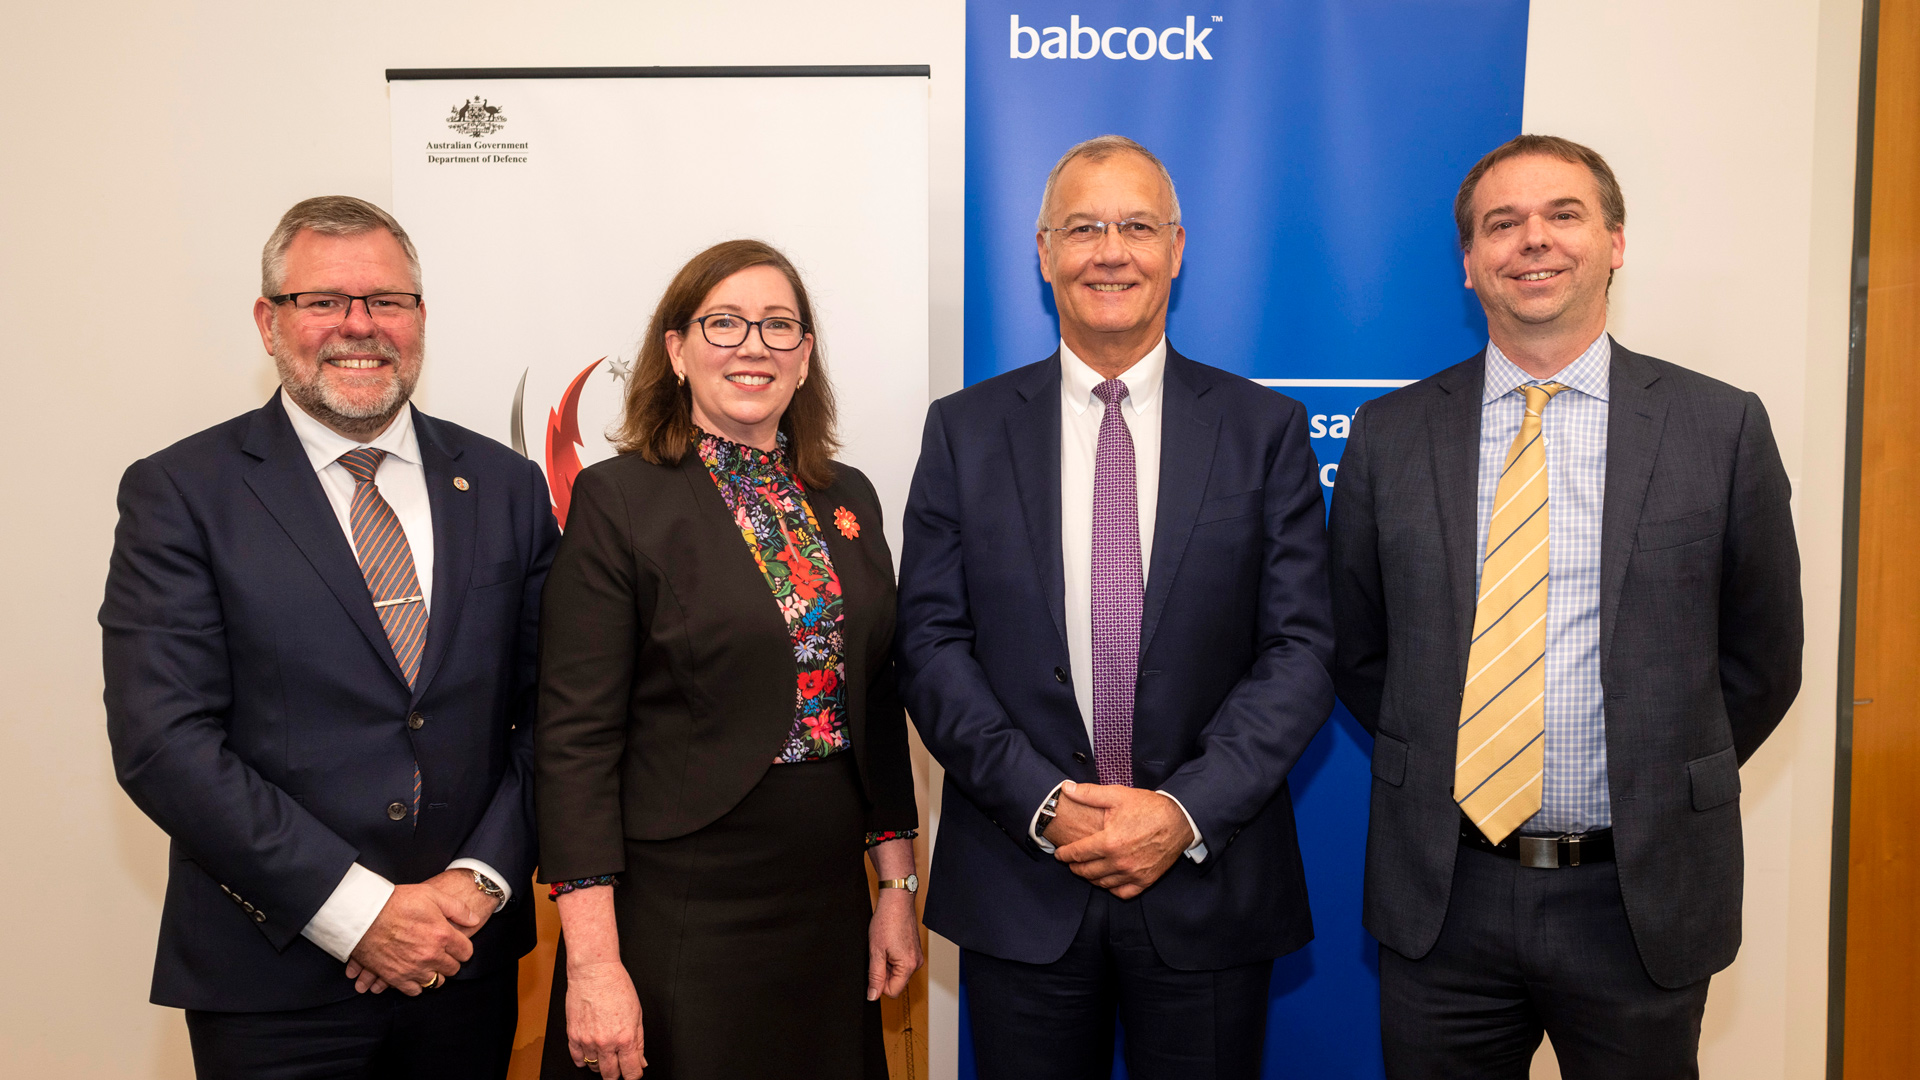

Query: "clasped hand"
<box><xmin>342</xmin><ymin>869</ymin><xmax>496</xmax><ymax>995</ymax></box>
<box><xmin>1048</xmin><ymin>781</ymin><xmax>1194</xmax><ymax>900</ymax></box>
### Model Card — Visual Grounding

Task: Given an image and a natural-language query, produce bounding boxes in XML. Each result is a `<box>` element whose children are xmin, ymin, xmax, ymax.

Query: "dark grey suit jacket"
<box><xmin>1327</xmin><ymin>340</ymin><xmax>1802</xmax><ymax>989</ymax></box>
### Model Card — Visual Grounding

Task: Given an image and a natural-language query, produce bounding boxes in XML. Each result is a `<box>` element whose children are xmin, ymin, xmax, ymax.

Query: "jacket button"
<box><xmin>408</xmin><ymin>712</ymin><xmax>425</xmax><ymax>730</ymax></box>
<box><xmin>1054</xmin><ymin>667</ymin><xmax>1068</xmax><ymax>683</ymax></box>
<box><xmin>386</xmin><ymin>802</ymin><xmax>407</xmax><ymax>821</ymax></box>
<box><xmin>1073</xmin><ymin>751</ymin><xmax>1089</xmax><ymax>764</ymax></box>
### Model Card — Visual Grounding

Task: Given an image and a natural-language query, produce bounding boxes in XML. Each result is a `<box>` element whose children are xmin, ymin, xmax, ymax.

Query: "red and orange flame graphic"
<box><xmin>543</xmin><ymin>358</ymin><xmax>603</xmax><ymax>530</ymax></box>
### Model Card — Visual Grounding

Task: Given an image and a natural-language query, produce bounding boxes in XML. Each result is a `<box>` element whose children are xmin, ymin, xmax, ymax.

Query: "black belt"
<box><xmin>1459</xmin><ymin>816</ymin><xmax>1614</xmax><ymax>868</ymax></box>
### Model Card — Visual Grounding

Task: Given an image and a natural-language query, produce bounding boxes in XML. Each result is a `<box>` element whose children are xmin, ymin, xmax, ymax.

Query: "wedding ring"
<box><xmin>422</xmin><ymin>972</ymin><xmax>442</xmax><ymax>990</ymax></box>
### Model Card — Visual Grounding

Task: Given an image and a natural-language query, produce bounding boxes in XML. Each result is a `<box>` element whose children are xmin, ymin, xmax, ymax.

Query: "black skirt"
<box><xmin>542</xmin><ymin>752</ymin><xmax>887</xmax><ymax>1079</ymax></box>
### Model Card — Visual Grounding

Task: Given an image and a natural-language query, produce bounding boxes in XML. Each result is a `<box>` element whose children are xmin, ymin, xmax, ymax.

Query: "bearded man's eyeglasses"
<box><xmin>269</xmin><ymin>292</ymin><xmax>423</xmax><ymax>329</ymax></box>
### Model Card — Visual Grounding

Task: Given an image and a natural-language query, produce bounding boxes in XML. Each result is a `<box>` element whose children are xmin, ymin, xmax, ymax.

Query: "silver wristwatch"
<box><xmin>471</xmin><ymin>869</ymin><xmax>507</xmax><ymax>911</ymax></box>
<box><xmin>1036</xmin><ymin>782</ymin><xmax>1066</xmax><ymax>839</ymax></box>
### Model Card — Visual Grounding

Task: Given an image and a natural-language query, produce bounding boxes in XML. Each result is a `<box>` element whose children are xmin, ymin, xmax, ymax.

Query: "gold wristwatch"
<box><xmin>877</xmin><ymin>874</ymin><xmax>919</xmax><ymax>894</ymax></box>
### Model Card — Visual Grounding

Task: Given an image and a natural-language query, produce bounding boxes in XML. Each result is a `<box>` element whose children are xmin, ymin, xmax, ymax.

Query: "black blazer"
<box><xmin>897</xmin><ymin>348</ymin><xmax>1336</xmax><ymax>971</ymax></box>
<box><xmin>1328</xmin><ymin>341</ymin><xmax>1803</xmax><ymax>988</ymax></box>
<box><xmin>533</xmin><ymin>449</ymin><xmax>916</xmax><ymax>884</ymax></box>
<box><xmin>102</xmin><ymin>393</ymin><xmax>557</xmax><ymax>1011</ymax></box>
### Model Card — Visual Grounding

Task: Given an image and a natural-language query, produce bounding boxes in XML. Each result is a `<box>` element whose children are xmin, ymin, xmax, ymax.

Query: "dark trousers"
<box><xmin>965</xmin><ymin>888</ymin><xmax>1273</xmax><ymax>1080</ymax></box>
<box><xmin>185</xmin><ymin>968</ymin><xmax>517</xmax><ymax>1080</ymax></box>
<box><xmin>1380</xmin><ymin>845</ymin><xmax>1710</xmax><ymax>1080</ymax></box>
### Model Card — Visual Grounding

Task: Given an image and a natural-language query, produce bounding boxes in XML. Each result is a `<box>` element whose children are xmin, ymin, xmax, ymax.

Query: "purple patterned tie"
<box><xmin>1090</xmin><ymin>378</ymin><xmax>1141</xmax><ymax>787</ymax></box>
<box><xmin>338</xmin><ymin>448</ymin><xmax>427</xmax><ymax>823</ymax></box>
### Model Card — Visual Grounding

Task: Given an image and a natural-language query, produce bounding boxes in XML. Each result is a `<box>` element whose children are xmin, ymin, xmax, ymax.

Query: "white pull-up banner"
<box><xmin>389</xmin><ymin>65</ymin><xmax>931</xmax><ymax>1073</ymax></box>
<box><xmin>389</xmin><ymin>67</ymin><xmax>930</xmax><ymax>549</ymax></box>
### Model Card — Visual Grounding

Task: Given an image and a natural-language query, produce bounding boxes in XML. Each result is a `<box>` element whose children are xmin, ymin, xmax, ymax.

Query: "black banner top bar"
<box><xmin>387</xmin><ymin>65</ymin><xmax>930</xmax><ymax>81</ymax></box>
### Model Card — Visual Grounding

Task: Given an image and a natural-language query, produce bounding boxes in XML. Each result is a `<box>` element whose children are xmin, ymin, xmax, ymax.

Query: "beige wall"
<box><xmin>0</xmin><ymin>1</ymin><xmax>1858</xmax><ymax>1077</ymax></box>
<box><xmin>0</xmin><ymin>3</ymin><xmax>966</xmax><ymax>1076</ymax></box>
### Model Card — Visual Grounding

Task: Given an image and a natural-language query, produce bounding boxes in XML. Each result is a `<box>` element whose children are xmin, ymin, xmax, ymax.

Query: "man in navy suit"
<box><xmin>897</xmin><ymin>136</ymin><xmax>1336</xmax><ymax>1078</ymax></box>
<box><xmin>102</xmin><ymin>196</ymin><xmax>557</xmax><ymax>1078</ymax></box>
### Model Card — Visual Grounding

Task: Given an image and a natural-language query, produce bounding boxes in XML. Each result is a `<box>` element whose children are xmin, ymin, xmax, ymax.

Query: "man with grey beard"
<box><xmin>102</xmin><ymin>196</ymin><xmax>558</xmax><ymax>1078</ymax></box>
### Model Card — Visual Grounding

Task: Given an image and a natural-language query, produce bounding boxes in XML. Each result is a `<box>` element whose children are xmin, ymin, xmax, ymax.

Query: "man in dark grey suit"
<box><xmin>1328</xmin><ymin>135</ymin><xmax>1802</xmax><ymax>1079</ymax></box>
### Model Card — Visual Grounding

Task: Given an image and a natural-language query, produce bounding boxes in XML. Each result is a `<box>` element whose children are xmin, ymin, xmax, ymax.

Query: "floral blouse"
<box><xmin>699</xmin><ymin>431</ymin><xmax>856</xmax><ymax>764</ymax></box>
<box><xmin>549</xmin><ymin>431</ymin><xmax>912</xmax><ymax>900</ymax></box>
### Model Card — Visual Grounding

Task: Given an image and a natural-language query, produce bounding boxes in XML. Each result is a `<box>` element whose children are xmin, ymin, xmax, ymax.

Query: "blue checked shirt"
<box><xmin>1476</xmin><ymin>335</ymin><xmax>1611</xmax><ymax>834</ymax></box>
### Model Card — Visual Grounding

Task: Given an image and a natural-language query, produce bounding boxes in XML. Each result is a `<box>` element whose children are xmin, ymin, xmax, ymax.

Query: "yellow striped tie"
<box><xmin>1457</xmin><ymin>382</ymin><xmax>1565</xmax><ymax>845</ymax></box>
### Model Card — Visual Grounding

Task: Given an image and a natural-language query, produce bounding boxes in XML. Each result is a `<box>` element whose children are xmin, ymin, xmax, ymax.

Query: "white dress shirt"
<box><xmin>1029</xmin><ymin>339</ymin><xmax>1206</xmax><ymax>862</ymax></box>
<box><xmin>281</xmin><ymin>395</ymin><xmax>511</xmax><ymax>962</ymax></box>
<box><xmin>285</xmin><ymin>395</ymin><xmax>437</xmax><ymax>614</ymax></box>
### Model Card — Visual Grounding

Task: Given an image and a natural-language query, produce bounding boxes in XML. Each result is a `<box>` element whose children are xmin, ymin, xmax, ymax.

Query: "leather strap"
<box><xmin>1459</xmin><ymin>815</ymin><xmax>1614</xmax><ymax>868</ymax></box>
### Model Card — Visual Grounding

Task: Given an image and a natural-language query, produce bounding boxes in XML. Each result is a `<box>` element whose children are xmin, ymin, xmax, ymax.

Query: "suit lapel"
<box><xmin>1429</xmin><ymin>354</ymin><xmax>1486</xmax><ymax>682</ymax></box>
<box><xmin>813</xmin><ymin>477</ymin><xmax>880</xmax><ymax>641</ymax></box>
<box><xmin>1598</xmin><ymin>341</ymin><xmax>1667</xmax><ymax>671</ymax></box>
<box><xmin>813</xmin><ymin>474</ymin><xmax>881</xmax><ymax>742</ymax></box>
<box><xmin>1140</xmin><ymin>350</ymin><xmax>1220</xmax><ymax>654</ymax></box>
<box><xmin>411</xmin><ymin>410</ymin><xmax>473</xmax><ymax>703</ymax></box>
<box><xmin>1006</xmin><ymin>356</ymin><xmax>1070</xmax><ymax>653</ymax></box>
<box><xmin>241</xmin><ymin>395</ymin><xmax>408</xmax><ymax>688</ymax></box>
<box><xmin>680</xmin><ymin>446</ymin><xmax>802</xmax><ymax>750</ymax></box>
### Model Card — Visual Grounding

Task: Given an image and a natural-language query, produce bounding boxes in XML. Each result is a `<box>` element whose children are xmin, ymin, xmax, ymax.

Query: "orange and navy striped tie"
<box><xmin>338</xmin><ymin>448</ymin><xmax>428</xmax><ymax>823</ymax></box>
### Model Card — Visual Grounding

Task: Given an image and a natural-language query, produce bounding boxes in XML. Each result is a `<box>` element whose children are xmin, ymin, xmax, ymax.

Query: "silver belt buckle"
<box><xmin>1518</xmin><ymin>836</ymin><xmax>1559</xmax><ymax>869</ymax></box>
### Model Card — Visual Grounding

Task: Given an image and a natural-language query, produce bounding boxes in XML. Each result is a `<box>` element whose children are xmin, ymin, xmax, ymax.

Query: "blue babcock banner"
<box><xmin>961</xmin><ymin>2</ymin><xmax>1528</xmax><ymax>1077</ymax></box>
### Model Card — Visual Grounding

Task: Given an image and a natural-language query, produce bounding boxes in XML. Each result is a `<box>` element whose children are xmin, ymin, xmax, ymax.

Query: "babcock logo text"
<box><xmin>1009</xmin><ymin>14</ymin><xmax>1217</xmax><ymax>60</ymax></box>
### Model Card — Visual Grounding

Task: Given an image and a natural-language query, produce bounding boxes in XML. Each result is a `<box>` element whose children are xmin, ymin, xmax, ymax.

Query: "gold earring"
<box><xmin>676</xmin><ymin>371</ymin><xmax>685</xmax><ymax>386</ymax></box>
<box><xmin>797</xmin><ymin>377</ymin><xmax>806</xmax><ymax>387</ymax></box>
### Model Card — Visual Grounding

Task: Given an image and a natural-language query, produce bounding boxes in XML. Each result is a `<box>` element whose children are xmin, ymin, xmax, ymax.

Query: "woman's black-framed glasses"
<box><xmin>268</xmin><ymin>292</ymin><xmax>423</xmax><ymax>329</ymax></box>
<box><xmin>692</xmin><ymin>313</ymin><xmax>810</xmax><ymax>351</ymax></box>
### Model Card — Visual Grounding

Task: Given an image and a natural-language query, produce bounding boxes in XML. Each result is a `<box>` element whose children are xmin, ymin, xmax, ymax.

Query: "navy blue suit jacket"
<box><xmin>102</xmin><ymin>393</ymin><xmax>557</xmax><ymax>1011</ymax></box>
<box><xmin>897</xmin><ymin>348</ymin><xmax>1336</xmax><ymax>970</ymax></box>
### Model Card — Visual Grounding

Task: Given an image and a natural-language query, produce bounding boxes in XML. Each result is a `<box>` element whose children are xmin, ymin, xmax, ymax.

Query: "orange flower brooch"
<box><xmin>833</xmin><ymin>506</ymin><xmax>860</xmax><ymax>539</ymax></box>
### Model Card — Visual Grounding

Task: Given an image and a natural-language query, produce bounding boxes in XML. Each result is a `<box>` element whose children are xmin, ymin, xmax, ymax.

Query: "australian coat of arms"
<box><xmin>446</xmin><ymin>97</ymin><xmax>508</xmax><ymax>137</ymax></box>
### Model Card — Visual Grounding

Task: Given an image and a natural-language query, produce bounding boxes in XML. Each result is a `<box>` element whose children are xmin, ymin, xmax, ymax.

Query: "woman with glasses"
<box><xmin>533</xmin><ymin>240</ymin><xmax>922</xmax><ymax>1080</ymax></box>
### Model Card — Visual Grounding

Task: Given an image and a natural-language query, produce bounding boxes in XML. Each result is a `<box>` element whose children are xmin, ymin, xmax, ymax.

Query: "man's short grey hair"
<box><xmin>1034</xmin><ymin>134</ymin><xmax>1183</xmax><ymax>234</ymax></box>
<box><xmin>261</xmin><ymin>196</ymin><xmax>422</xmax><ymax>297</ymax></box>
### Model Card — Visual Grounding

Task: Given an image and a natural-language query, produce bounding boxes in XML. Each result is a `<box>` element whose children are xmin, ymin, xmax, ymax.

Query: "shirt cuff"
<box><xmin>549</xmin><ymin>875</ymin><xmax>619</xmax><ymax>899</ymax></box>
<box><xmin>447</xmin><ymin>858</ymin><xmax>513</xmax><ymax>911</ymax></box>
<box><xmin>300</xmin><ymin>863</ymin><xmax>395</xmax><ymax>962</ymax></box>
<box><xmin>1155</xmin><ymin>790</ymin><xmax>1209</xmax><ymax>863</ymax></box>
<box><xmin>1030</xmin><ymin>780</ymin><xmax>1069</xmax><ymax>854</ymax></box>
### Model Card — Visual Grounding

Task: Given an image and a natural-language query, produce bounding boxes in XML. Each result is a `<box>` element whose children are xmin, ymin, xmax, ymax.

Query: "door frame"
<box><xmin>1829</xmin><ymin>1</ymin><xmax>1885</xmax><ymax>1076</ymax></box>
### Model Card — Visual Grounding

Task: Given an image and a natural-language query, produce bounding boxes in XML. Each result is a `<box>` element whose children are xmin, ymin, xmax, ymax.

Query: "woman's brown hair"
<box><xmin>613</xmin><ymin>239</ymin><xmax>840</xmax><ymax>489</ymax></box>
